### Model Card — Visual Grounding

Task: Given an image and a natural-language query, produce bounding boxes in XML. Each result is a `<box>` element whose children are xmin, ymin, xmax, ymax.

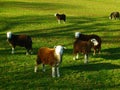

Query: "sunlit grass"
<box><xmin>0</xmin><ymin>0</ymin><xmax>120</xmax><ymax>89</ymax></box>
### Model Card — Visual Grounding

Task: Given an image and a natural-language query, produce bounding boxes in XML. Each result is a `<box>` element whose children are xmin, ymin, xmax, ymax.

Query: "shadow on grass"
<box><xmin>0</xmin><ymin>15</ymin><xmax>54</xmax><ymax>33</ymax></box>
<box><xmin>1</xmin><ymin>62</ymin><xmax>120</xmax><ymax>89</ymax></box>
<box><xmin>1</xmin><ymin>15</ymin><xmax>119</xmax><ymax>38</ymax></box>
<box><xmin>0</xmin><ymin>1</ymin><xmax>79</xmax><ymax>11</ymax></box>
<box><xmin>0</xmin><ymin>47</ymin><xmax>38</xmax><ymax>56</ymax></box>
<box><xmin>3</xmin><ymin>16</ymin><xmax>118</xmax><ymax>44</ymax></box>
<box><xmin>99</xmin><ymin>47</ymin><xmax>120</xmax><ymax>60</ymax></box>
<box><xmin>0</xmin><ymin>14</ymin><xmax>120</xmax><ymax>57</ymax></box>
<box><xmin>62</xmin><ymin>63</ymin><xmax>120</xmax><ymax>72</ymax></box>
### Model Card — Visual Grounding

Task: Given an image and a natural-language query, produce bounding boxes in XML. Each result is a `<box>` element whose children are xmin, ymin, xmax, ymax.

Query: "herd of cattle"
<box><xmin>6</xmin><ymin>11</ymin><xmax>119</xmax><ymax>77</ymax></box>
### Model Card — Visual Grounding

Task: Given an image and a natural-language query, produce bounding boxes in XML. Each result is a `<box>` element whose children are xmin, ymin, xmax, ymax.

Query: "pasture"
<box><xmin>0</xmin><ymin>0</ymin><xmax>120</xmax><ymax>89</ymax></box>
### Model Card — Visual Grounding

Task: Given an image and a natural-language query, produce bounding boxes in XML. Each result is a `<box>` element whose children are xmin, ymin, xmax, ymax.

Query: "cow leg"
<box><xmin>73</xmin><ymin>52</ymin><xmax>79</xmax><ymax>60</ymax></box>
<box><xmin>98</xmin><ymin>46</ymin><xmax>101</xmax><ymax>54</ymax></box>
<box><xmin>93</xmin><ymin>49</ymin><xmax>96</xmax><ymax>55</ymax></box>
<box><xmin>26</xmin><ymin>50</ymin><xmax>29</xmax><ymax>55</ymax></box>
<box><xmin>11</xmin><ymin>47</ymin><xmax>15</xmax><ymax>54</ymax></box>
<box><xmin>76</xmin><ymin>53</ymin><xmax>79</xmax><ymax>59</ymax></box>
<box><xmin>34</xmin><ymin>58</ymin><xmax>42</xmax><ymax>73</ymax></box>
<box><xmin>34</xmin><ymin>65</ymin><xmax>38</xmax><ymax>73</ymax></box>
<box><xmin>42</xmin><ymin>64</ymin><xmax>45</xmax><ymax>72</ymax></box>
<box><xmin>63</xmin><ymin>20</ymin><xmax>66</xmax><ymax>24</ymax></box>
<box><xmin>58</xmin><ymin>20</ymin><xmax>60</xmax><ymax>24</ymax></box>
<box><xmin>56</xmin><ymin>66</ymin><xmax>60</xmax><ymax>77</ymax></box>
<box><xmin>52</xmin><ymin>67</ymin><xmax>56</xmax><ymax>78</ymax></box>
<box><xmin>84</xmin><ymin>54</ymin><xmax>88</xmax><ymax>64</ymax></box>
<box><xmin>25</xmin><ymin>46</ymin><xmax>30</xmax><ymax>55</ymax></box>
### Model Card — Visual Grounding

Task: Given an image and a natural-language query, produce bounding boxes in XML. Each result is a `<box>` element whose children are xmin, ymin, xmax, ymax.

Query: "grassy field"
<box><xmin>0</xmin><ymin>0</ymin><xmax>120</xmax><ymax>89</ymax></box>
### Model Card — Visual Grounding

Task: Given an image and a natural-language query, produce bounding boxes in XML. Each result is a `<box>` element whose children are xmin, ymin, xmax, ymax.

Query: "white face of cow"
<box><xmin>75</xmin><ymin>32</ymin><xmax>80</xmax><ymax>38</ymax></box>
<box><xmin>54</xmin><ymin>13</ymin><xmax>57</xmax><ymax>16</ymax></box>
<box><xmin>91</xmin><ymin>39</ymin><xmax>98</xmax><ymax>46</ymax></box>
<box><xmin>7</xmin><ymin>32</ymin><xmax>12</xmax><ymax>39</ymax></box>
<box><xmin>54</xmin><ymin>45</ymin><xmax>66</xmax><ymax>55</ymax></box>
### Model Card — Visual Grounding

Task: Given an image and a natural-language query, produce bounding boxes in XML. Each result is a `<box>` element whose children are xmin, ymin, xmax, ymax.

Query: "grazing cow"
<box><xmin>54</xmin><ymin>13</ymin><xmax>66</xmax><ymax>24</ymax></box>
<box><xmin>109</xmin><ymin>12</ymin><xmax>120</xmax><ymax>19</ymax></box>
<box><xmin>7</xmin><ymin>31</ymin><xmax>32</xmax><ymax>55</ymax></box>
<box><xmin>34</xmin><ymin>45</ymin><xmax>66</xmax><ymax>78</ymax></box>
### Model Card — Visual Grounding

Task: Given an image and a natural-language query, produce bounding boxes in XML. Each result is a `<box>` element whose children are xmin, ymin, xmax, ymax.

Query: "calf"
<box><xmin>54</xmin><ymin>13</ymin><xmax>66</xmax><ymax>24</ymax></box>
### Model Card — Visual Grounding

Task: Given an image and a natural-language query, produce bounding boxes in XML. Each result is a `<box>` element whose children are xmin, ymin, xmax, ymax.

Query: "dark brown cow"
<box><xmin>7</xmin><ymin>32</ymin><xmax>32</xmax><ymax>55</ymax></box>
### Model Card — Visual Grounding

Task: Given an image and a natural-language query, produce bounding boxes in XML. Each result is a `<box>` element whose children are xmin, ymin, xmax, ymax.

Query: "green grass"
<box><xmin>0</xmin><ymin>0</ymin><xmax>120</xmax><ymax>89</ymax></box>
